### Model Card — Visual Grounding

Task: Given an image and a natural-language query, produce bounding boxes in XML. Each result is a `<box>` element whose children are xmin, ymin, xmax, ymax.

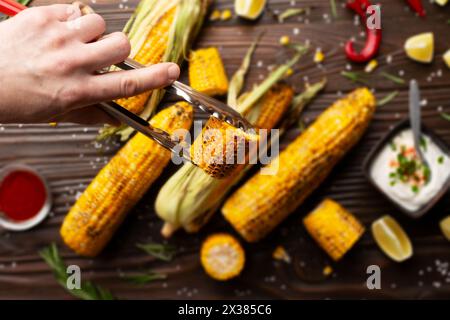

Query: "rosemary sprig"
<box><xmin>39</xmin><ymin>243</ymin><xmax>114</xmax><ymax>300</ymax></box>
<box><xmin>277</xmin><ymin>8</ymin><xmax>307</xmax><ymax>23</ymax></box>
<box><xmin>330</xmin><ymin>0</ymin><xmax>338</xmax><ymax>18</ymax></box>
<box><xmin>377</xmin><ymin>91</ymin><xmax>399</xmax><ymax>106</ymax></box>
<box><xmin>121</xmin><ymin>271</ymin><xmax>167</xmax><ymax>285</ymax></box>
<box><xmin>136</xmin><ymin>242</ymin><xmax>177</xmax><ymax>261</ymax></box>
<box><xmin>341</xmin><ymin>71</ymin><xmax>370</xmax><ymax>85</ymax></box>
<box><xmin>441</xmin><ymin>112</ymin><xmax>450</xmax><ymax>121</ymax></box>
<box><xmin>381</xmin><ymin>72</ymin><xmax>405</xmax><ymax>84</ymax></box>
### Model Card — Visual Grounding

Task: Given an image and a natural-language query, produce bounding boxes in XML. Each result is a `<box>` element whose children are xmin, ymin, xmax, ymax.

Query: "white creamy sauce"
<box><xmin>370</xmin><ymin>129</ymin><xmax>450</xmax><ymax>212</ymax></box>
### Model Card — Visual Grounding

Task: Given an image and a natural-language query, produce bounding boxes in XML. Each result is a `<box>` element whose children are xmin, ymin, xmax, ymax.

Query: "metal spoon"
<box><xmin>408</xmin><ymin>79</ymin><xmax>431</xmax><ymax>181</ymax></box>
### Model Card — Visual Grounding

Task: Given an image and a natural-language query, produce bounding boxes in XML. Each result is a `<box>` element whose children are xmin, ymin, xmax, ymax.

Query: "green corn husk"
<box><xmin>99</xmin><ymin>0</ymin><xmax>209</xmax><ymax>141</ymax></box>
<box><xmin>155</xmin><ymin>49</ymin><xmax>324</xmax><ymax>237</ymax></box>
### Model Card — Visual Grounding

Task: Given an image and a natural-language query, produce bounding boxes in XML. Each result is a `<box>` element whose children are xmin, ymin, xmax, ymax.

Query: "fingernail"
<box><xmin>167</xmin><ymin>64</ymin><xmax>180</xmax><ymax>81</ymax></box>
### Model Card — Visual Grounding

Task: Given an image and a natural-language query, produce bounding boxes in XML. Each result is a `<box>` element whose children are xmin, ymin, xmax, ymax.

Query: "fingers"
<box><xmin>51</xmin><ymin>105</ymin><xmax>120</xmax><ymax>126</ymax></box>
<box><xmin>65</xmin><ymin>13</ymin><xmax>106</xmax><ymax>43</ymax></box>
<box><xmin>42</xmin><ymin>4</ymin><xmax>82</xmax><ymax>22</ymax></box>
<box><xmin>84</xmin><ymin>63</ymin><xmax>180</xmax><ymax>103</ymax></box>
<box><xmin>82</xmin><ymin>32</ymin><xmax>131</xmax><ymax>71</ymax></box>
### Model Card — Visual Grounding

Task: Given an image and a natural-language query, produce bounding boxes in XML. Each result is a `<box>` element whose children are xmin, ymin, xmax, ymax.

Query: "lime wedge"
<box><xmin>404</xmin><ymin>32</ymin><xmax>434</xmax><ymax>63</ymax></box>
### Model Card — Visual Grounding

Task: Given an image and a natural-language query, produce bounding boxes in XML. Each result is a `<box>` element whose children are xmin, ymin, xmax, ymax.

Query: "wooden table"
<box><xmin>1</xmin><ymin>0</ymin><xmax>450</xmax><ymax>299</ymax></box>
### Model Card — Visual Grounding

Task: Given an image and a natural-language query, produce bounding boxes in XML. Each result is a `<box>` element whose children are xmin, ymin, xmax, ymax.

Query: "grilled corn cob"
<box><xmin>115</xmin><ymin>7</ymin><xmax>176</xmax><ymax>114</ymax></box>
<box><xmin>200</xmin><ymin>233</ymin><xmax>245</xmax><ymax>281</ymax></box>
<box><xmin>303</xmin><ymin>199</ymin><xmax>365</xmax><ymax>261</ymax></box>
<box><xmin>190</xmin><ymin>117</ymin><xmax>259</xmax><ymax>179</ymax></box>
<box><xmin>61</xmin><ymin>102</ymin><xmax>193</xmax><ymax>257</ymax></box>
<box><xmin>189</xmin><ymin>47</ymin><xmax>229</xmax><ymax>96</ymax></box>
<box><xmin>222</xmin><ymin>88</ymin><xmax>376</xmax><ymax>242</ymax></box>
<box><xmin>247</xmin><ymin>84</ymin><xmax>294</xmax><ymax>129</ymax></box>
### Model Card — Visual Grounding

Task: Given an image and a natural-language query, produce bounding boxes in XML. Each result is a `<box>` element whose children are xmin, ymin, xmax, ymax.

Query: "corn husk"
<box><xmin>99</xmin><ymin>0</ymin><xmax>209</xmax><ymax>140</ymax></box>
<box><xmin>155</xmin><ymin>48</ymin><xmax>325</xmax><ymax>237</ymax></box>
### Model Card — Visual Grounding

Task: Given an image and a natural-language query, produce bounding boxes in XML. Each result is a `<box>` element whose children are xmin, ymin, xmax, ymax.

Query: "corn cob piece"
<box><xmin>115</xmin><ymin>7</ymin><xmax>177</xmax><ymax>114</ymax></box>
<box><xmin>303</xmin><ymin>199</ymin><xmax>365</xmax><ymax>261</ymax></box>
<box><xmin>189</xmin><ymin>47</ymin><xmax>229</xmax><ymax>96</ymax></box>
<box><xmin>60</xmin><ymin>102</ymin><xmax>193</xmax><ymax>257</ymax></box>
<box><xmin>222</xmin><ymin>88</ymin><xmax>376</xmax><ymax>242</ymax></box>
<box><xmin>190</xmin><ymin>117</ymin><xmax>259</xmax><ymax>179</ymax></box>
<box><xmin>200</xmin><ymin>233</ymin><xmax>245</xmax><ymax>281</ymax></box>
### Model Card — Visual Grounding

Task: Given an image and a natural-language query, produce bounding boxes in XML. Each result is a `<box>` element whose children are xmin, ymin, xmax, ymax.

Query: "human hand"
<box><xmin>0</xmin><ymin>4</ymin><xmax>180</xmax><ymax>125</ymax></box>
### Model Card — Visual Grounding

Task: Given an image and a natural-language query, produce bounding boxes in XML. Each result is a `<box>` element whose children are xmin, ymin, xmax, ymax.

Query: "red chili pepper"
<box><xmin>345</xmin><ymin>0</ymin><xmax>382</xmax><ymax>63</ymax></box>
<box><xmin>405</xmin><ymin>0</ymin><xmax>425</xmax><ymax>17</ymax></box>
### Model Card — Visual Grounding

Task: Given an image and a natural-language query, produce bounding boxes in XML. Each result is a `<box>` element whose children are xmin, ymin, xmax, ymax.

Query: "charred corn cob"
<box><xmin>200</xmin><ymin>233</ymin><xmax>245</xmax><ymax>281</ymax></box>
<box><xmin>61</xmin><ymin>102</ymin><xmax>193</xmax><ymax>256</ymax></box>
<box><xmin>248</xmin><ymin>84</ymin><xmax>294</xmax><ymax>129</ymax></box>
<box><xmin>116</xmin><ymin>7</ymin><xmax>177</xmax><ymax>114</ymax></box>
<box><xmin>190</xmin><ymin>117</ymin><xmax>259</xmax><ymax>179</ymax></box>
<box><xmin>189</xmin><ymin>47</ymin><xmax>229</xmax><ymax>96</ymax></box>
<box><xmin>303</xmin><ymin>199</ymin><xmax>365</xmax><ymax>261</ymax></box>
<box><xmin>222</xmin><ymin>88</ymin><xmax>376</xmax><ymax>242</ymax></box>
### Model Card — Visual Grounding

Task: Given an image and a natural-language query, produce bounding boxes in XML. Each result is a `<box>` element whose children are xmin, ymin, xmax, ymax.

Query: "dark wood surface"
<box><xmin>1</xmin><ymin>0</ymin><xmax>450</xmax><ymax>299</ymax></box>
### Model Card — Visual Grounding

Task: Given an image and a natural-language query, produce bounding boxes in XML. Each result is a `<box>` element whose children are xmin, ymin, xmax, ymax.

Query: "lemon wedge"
<box><xmin>404</xmin><ymin>32</ymin><xmax>434</xmax><ymax>63</ymax></box>
<box><xmin>235</xmin><ymin>0</ymin><xmax>266</xmax><ymax>20</ymax></box>
<box><xmin>371</xmin><ymin>215</ymin><xmax>413</xmax><ymax>262</ymax></box>
<box><xmin>435</xmin><ymin>0</ymin><xmax>448</xmax><ymax>6</ymax></box>
<box><xmin>443</xmin><ymin>49</ymin><xmax>450</xmax><ymax>68</ymax></box>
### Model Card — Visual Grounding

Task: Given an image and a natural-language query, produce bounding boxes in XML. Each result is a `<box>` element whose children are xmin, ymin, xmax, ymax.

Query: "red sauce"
<box><xmin>0</xmin><ymin>170</ymin><xmax>47</xmax><ymax>221</ymax></box>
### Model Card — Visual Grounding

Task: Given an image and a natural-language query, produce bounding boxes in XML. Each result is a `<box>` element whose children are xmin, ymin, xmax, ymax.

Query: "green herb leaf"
<box><xmin>277</xmin><ymin>8</ymin><xmax>307</xmax><ymax>23</ymax></box>
<box><xmin>390</xmin><ymin>142</ymin><xmax>397</xmax><ymax>151</ymax></box>
<box><xmin>411</xmin><ymin>185</ymin><xmax>419</xmax><ymax>193</ymax></box>
<box><xmin>341</xmin><ymin>71</ymin><xmax>370</xmax><ymax>85</ymax></box>
<box><xmin>419</xmin><ymin>136</ymin><xmax>427</xmax><ymax>152</ymax></box>
<box><xmin>381</xmin><ymin>72</ymin><xmax>405</xmax><ymax>85</ymax></box>
<box><xmin>330</xmin><ymin>0</ymin><xmax>338</xmax><ymax>18</ymax></box>
<box><xmin>121</xmin><ymin>271</ymin><xmax>167</xmax><ymax>285</ymax></box>
<box><xmin>39</xmin><ymin>243</ymin><xmax>115</xmax><ymax>300</ymax></box>
<box><xmin>441</xmin><ymin>112</ymin><xmax>450</xmax><ymax>122</ymax></box>
<box><xmin>438</xmin><ymin>155</ymin><xmax>444</xmax><ymax>164</ymax></box>
<box><xmin>136</xmin><ymin>243</ymin><xmax>177</xmax><ymax>261</ymax></box>
<box><xmin>377</xmin><ymin>91</ymin><xmax>399</xmax><ymax>106</ymax></box>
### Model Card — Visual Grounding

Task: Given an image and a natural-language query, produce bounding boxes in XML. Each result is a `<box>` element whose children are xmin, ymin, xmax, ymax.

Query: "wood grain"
<box><xmin>0</xmin><ymin>0</ymin><xmax>450</xmax><ymax>299</ymax></box>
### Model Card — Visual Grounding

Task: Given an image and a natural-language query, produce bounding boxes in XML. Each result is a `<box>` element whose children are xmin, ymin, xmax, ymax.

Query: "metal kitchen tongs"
<box><xmin>0</xmin><ymin>0</ymin><xmax>253</xmax><ymax>156</ymax></box>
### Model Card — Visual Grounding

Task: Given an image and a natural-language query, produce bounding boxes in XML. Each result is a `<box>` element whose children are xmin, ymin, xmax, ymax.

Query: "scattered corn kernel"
<box><xmin>371</xmin><ymin>215</ymin><xmax>413</xmax><ymax>262</ymax></box>
<box><xmin>304</xmin><ymin>199</ymin><xmax>365</xmax><ymax>261</ymax></box>
<box><xmin>443</xmin><ymin>49</ymin><xmax>450</xmax><ymax>69</ymax></box>
<box><xmin>314</xmin><ymin>48</ymin><xmax>325</xmax><ymax>63</ymax></box>
<box><xmin>221</xmin><ymin>9</ymin><xmax>232</xmax><ymax>21</ymax></box>
<box><xmin>272</xmin><ymin>245</ymin><xmax>291</xmax><ymax>263</ymax></box>
<box><xmin>323</xmin><ymin>265</ymin><xmax>333</xmax><ymax>276</ymax></box>
<box><xmin>279</xmin><ymin>35</ymin><xmax>290</xmax><ymax>46</ymax></box>
<box><xmin>285</xmin><ymin>68</ymin><xmax>294</xmax><ymax>77</ymax></box>
<box><xmin>440</xmin><ymin>216</ymin><xmax>450</xmax><ymax>241</ymax></box>
<box><xmin>200</xmin><ymin>233</ymin><xmax>245</xmax><ymax>281</ymax></box>
<box><xmin>364</xmin><ymin>59</ymin><xmax>378</xmax><ymax>73</ymax></box>
<box><xmin>48</xmin><ymin>122</ymin><xmax>58</xmax><ymax>127</ymax></box>
<box><xmin>210</xmin><ymin>9</ymin><xmax>221</xmax><ymax>21</ymax></box>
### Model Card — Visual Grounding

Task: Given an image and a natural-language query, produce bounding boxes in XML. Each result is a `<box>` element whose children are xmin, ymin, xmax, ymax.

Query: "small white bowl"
<box><xmin>0</xmin><ymin>164</ymin><xmax>52</xmax><ymax>231</ymax></box>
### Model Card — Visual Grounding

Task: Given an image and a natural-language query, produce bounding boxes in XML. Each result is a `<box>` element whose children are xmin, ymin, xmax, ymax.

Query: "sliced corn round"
<box><xmin>371</xmin><ymin>215</ymin><xmax>413</xmax><ymax>262</ymax></box>
<box><xmin>235</xmin><ymin>0</ymin><xmax>266</xmax><ymax>20</ymax></box>
<box><xmin>404</xmin><ymin>32</ymin><xmax>434</xmax><ymax>63</ymax></box>
<box><xmin>443</xmin><ymin>49</ymin><xmax>450</xmax><ymax>69</ymax></box>
<box><xmin>201</xmin><ymin>233</ymin><xmax>245</xmax><ymax>281</ymax></box>
<box><xmin>440</xmin><ymin>216</ymin><xmax>450</xmax><ymax>241</ymax></box>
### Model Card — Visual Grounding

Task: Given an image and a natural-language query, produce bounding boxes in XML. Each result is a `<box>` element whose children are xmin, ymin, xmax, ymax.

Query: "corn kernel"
<box><xmin>49</xmin><ymin>122</ymin><xmax>58</xmax><ymax>127</ymax></box>
<box><xmin>279</xmin><ymin>35</ymin><xmax>290</xmax><ymax>46</ymax></box>
<box><xmin>272</xmin><ymin>245</ymin><xmax>291</xmax><ymax>263</ymax></box>
<box><xmin>221</xmin><ymin>9</ymin><xmax>232</xmax><ymax>21</ymax></box>
<box><xmin>285</xmin><ymin>68</ymin><xmax>294</xmax><ymax>77</ymax></box>
<box><xmin>365</xmin><ymin>59</ymin><xmax>378</xmax><ymax>73</ymax></box>
<box><xmin>323</xmin><ymin>265</ymin><xmax>333</xmax><ymax>276</ymax></box>
<box><xmin>210</xmin><ymin>9</ymin><xmax>221</xmax><ymax>21</ymax></box>
<box><xmin>314</xmin><ymin>48</ymin><xmax>325</xmax><ymax>63</ymax></box>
